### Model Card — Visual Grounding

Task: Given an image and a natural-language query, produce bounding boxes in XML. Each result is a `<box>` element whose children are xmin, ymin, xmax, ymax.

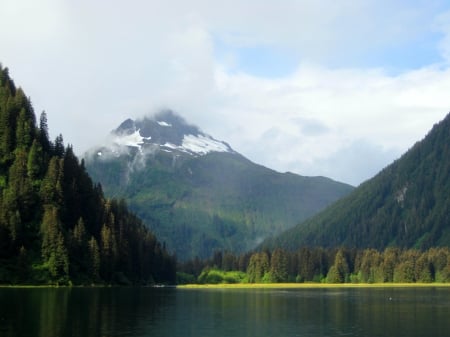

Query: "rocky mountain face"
<box><xmin>84</xmin><ymin>110</ymin><xmax>353</xmax><ymax>260</ymax></box>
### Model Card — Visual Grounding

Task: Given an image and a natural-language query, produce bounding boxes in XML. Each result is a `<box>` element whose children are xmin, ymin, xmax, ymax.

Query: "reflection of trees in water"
<box><xmin>0</xmin><ymin>288</ymin><xmax>176</xmax><ymax>337</ymax></box>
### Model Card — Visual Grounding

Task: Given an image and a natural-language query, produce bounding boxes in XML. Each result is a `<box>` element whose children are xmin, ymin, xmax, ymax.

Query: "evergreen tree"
<box><xmin>53</xmin><ymin>134</ymin><xmax>65</xmax><ymax>157</ymax></box>
<box><xmin>27</xmin><ymin>139</ymin><xmax>44</xmax><ymax>181</ymax></box>
<box><xmin>38</xmin><ymin>111</ymin><xmax>52</xmax><ymax>154</ymax></box>
<box><xmin>40</xmin><ymin>157</ymin><xmax>64</xmax><ymax>206</ymax></box>
<box><xmin>15</xmin><ymin>108</ymin><xmax>34</xmax><ymax>150</ymax></box>
<box><xmin>88</xmin><ymin>236</ymin><xmax>101</xmax><ymax>281</ymax></box>
<box><xmin>41</xmin><ymin>206</ymin><xmax>69</xmax><ymax>283</ymax></box>
<box><xmin>247</xmin><ymin>252</ymin><xmax>270</xmax><ymax>283</ymax></box>
<box><xmin>327</xmin><ymin>249</ymin><xmax>350</xmax><ymax>283</ymax></box>
<box><xmin>358</xmin><ymin>249</ymin><xmax>383</xmax><ymax>283</ymax></box>
<box><xmin>382</xmin><ymin>247</ymin><xmax>400</xmax><ymax>282</ymax></box>
<box><xmin>269</xmin><ymin>248</ymin><xmax>288</xmax><ymax>282</ymax></box>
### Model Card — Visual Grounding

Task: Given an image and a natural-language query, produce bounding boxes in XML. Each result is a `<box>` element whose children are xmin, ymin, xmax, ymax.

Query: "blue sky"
<box><xmin>1</xmin><ymin>0</ymin><xmax>450</xmax><ymax>185</ymax></box>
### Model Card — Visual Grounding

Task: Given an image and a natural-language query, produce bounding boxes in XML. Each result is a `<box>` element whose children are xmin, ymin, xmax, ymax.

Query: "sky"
<box><xmin>2</xmin><ymin>0</ymin><xmax>450</xmax><ymax>186</ymax></box>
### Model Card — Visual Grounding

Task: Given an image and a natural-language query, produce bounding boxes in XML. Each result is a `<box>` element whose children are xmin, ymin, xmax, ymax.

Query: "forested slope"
<box><xmin>264</xmin><ymin>112</ymin><xmax>450</xmax><ymax>251</ymax></box>
<box><xmin>0</xmin><ymin>65</ymin><xmax>175</xmax><ymax>285</ymax></box>
<box><xmin>85</xmin><ymin>113</ymin><xmax>353</xmax><ymax>260</ymax></box>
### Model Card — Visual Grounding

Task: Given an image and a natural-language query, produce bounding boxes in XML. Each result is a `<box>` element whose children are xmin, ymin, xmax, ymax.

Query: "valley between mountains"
<box><xmin>2</xmin><ymin>63</ymin><xmax>450</xmax><ymax>285</ymax></box>
<box><xmin>84</xmin><ymin>111</ymin><xmax>353</xmax><ymax>260</ymax></box>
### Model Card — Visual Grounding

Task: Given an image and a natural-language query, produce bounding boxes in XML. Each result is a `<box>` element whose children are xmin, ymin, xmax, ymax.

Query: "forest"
<box><xmin>0</xmin><ymin>65</ymin><xmax>176</xmax><ymax>285</ymax></box>
<box><xmin>178</xmin><ymin>246</ymin><xmax>450</xmax><ymax>284</ymax></box>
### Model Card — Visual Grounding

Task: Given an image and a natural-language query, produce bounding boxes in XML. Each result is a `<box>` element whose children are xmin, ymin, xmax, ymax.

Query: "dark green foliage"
<box><xmin>265</xmin><ymin>113</ymin><xmax>450</xmax><ymax>251</ymax></box>
<box><xmin>41</xmin><ymin>206</ymin><xmax>69</xmax><ymax>283</ymax></box>
<box><xmin>246</xmin><ymin>251</ymin><xmax>270</xmax><ymax>283</ymax></box>
<box><xmin>269</xmin><ymin>248</ymin><xmax>289</xmax><ymax>282</ymax></box>
<box><xmin>0</xmin><ymin>65</ymin><xmax>175</xmax><ymax>285</ymax></box>
<box><xmin>85</xmin><ymin>140</ymin><xmax>353</xmax><ymax>260</ymax></box>
<box><xmin>179</xmin><ymin>246</ymin><xmax>450</xmax><ymax>284</ymax></box>
<box><xmin>326</xmin><ymin>249</ymin><xmax>350</xmax><ymax>283</ymax></box>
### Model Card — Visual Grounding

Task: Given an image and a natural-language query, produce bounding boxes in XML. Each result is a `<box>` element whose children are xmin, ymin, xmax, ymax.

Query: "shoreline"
<box><xmin>3</xmin><ymin>282</ymin><xmax>450</xmax><ymax>289</ymax></box>
<box><xmin>177</xmin><ymin>282</ymin><xmax>450</xmax><ymax>289</ymax></box>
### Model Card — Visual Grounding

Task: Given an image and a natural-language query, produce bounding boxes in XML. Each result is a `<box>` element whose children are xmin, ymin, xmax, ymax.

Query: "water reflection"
<box><xmin>0</xmin><ymin>287</ymin><xmax>175</xmax><ymax>337</ymax></box>
<box><xmin>1</xmin><ymin>287</ymin><xmax>450</xmax><ymax>337</ymax></box>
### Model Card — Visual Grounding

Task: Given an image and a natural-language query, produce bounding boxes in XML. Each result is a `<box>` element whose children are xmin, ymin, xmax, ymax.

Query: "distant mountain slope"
<box><xmin>84</xmin><ymin>111</ymin><xmax>353</xmax><ymax>259</ymax></box>
<box><xmin>263</xmin><ymin>113</ymin><xmax>450</xmax><ymax>251</ymax></box>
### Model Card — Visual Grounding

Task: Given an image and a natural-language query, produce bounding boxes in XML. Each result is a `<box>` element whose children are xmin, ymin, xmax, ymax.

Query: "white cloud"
<box><xmin>209</xmin><ymin>64</ymin><xmax>450</xmax><ymax>185</ymax></box>
<box><xmin>1</xmin><ymin>0</ymin><xmax>450</xmax><ymax>185</ymax></box>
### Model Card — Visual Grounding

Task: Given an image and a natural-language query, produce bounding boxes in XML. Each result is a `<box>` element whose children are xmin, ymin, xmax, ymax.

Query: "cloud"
<box><xmin>2</xmin><ymin>0</ymin><xmax>450</xmax><ymax>185</ymax></box>
<box><xmin>209</xmin><ymin>64</ymin><xmax>450</xmax><ymax>185</ymax></box>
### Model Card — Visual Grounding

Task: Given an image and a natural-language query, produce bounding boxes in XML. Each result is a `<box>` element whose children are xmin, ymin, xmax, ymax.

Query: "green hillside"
<box><xmin>0</xmin><ymin>65</ymin><xmax>175</xmax><ymax>285</ymax></box>
<box><xmin>85</xmin><ymin>129</ymin><xmax>353</xmax><ymax>260</ymax></box>
<box><xmin>264</xmin><ymin>113</ymin><xmax>450</xmax><ymax>251</ymax></box>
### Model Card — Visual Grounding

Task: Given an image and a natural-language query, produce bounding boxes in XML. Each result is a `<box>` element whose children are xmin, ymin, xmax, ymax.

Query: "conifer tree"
<box><xmin>40</xmin><ymin>157</ymin><xmax>64</xmax><ymax>206</ymax></box>
<box><xmin>41</xmin><ymin>206</ymin><xmax>69</xmax><ymax>282</ymax></box>
<box><xmin>269</xmin><ymin>248</ymin><xmax>288</xmax><ymax>282</ymax></box>
<box><xmin>53</xmin><ymin>134</ymin><xmax>65</xmax><ymax>157</ymax></box>
<box><xmin>88</xmin><ymin>236</ymin><xmax>101</xmax><ymax>281</ymax></box>
<box><xmin>247</xmin><ymin>252</ymin><xmax>270</xmax><ymax>283</ymax></box>
<box><xmin>327</xmin><ymin>249</ymin><xmax>350</xmax><ymax>283</ymax></box>
<box><xmin>15</xmin><ymin>108</ymin><xmax>34</xmax><ymax>150</ymax></box>
<box><xmin>27</xmin><ymin>139</ymin><xmax>43</xmax><ymax>181</ymax></box>
<box><xmin>38</xmin><ymin>111</ymin><xmax>51</xmax><ymax>154</ymax></box>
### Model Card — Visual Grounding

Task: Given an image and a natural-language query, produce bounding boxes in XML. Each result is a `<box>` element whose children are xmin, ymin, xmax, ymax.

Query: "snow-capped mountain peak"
<box><xmin>100</xmin><ymin>110</ymin><xmax>234</xmax><ymax>157</ymax></box>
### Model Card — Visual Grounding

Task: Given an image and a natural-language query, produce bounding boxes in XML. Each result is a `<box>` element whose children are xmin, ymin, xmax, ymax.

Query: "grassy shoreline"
<box><xmin>178</xmin><ymin>282</ymin><xmax>450</xmax><ymax>289</ymax></box>
<box><xmin>3</xmin><ymin>282</ymin><xmax>450</xmax><ymax>289</ymax></box>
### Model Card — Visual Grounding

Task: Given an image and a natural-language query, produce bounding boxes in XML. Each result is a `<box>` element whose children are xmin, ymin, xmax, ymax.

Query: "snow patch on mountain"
<box><xmin>112</xmin><ymin>129</ymin><xmax>151</xmax><ymax>149</ymax></box>
<box><xmin>160</xmin><ymin>134</ymin><xmax>231</xmax><ymax>155</ymax></box>
<box><xmin>182</xmin><ymin>134</ymin><xmax>230</xmax><ymax>154</ymax></box>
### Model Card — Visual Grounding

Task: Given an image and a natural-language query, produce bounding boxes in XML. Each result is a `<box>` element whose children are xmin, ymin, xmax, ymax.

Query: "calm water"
<box><xmin>1</xmin><ymin>286</ymin><xmax>450</xmax><ymax>337</ymax></box>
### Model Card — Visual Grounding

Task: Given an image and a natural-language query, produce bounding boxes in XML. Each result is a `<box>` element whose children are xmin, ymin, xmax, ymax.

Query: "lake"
<box><xmin>1</xmin><ymin>286</ymin><xmax>450</xmax><ymax>337</ymax></box>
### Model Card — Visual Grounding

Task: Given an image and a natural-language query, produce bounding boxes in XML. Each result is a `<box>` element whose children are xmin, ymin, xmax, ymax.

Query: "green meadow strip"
<box><xmin>177</xmin><ymin>282</ymin><xmax>450</xmax><ymax>289</ymax></box>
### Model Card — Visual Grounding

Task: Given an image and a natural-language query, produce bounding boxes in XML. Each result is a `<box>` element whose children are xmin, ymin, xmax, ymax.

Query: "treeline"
<box><xmin>0</xmin><ymin>65</ymin><xmax>176</xmax><ymax>285</ymax></box>
<box><xmin>178</xmin><ymin>246</ymin><xmax>450</xmax><ymax>284</ymax></box>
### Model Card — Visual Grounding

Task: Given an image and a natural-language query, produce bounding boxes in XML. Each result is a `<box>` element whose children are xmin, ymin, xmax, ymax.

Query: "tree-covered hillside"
<box><xmin>264</xmin><ymin>112</ymin><xmax>450</xmax><ymax>251</ymax></box>
<box><xmin>0</xmin><ymin>65</ymin><xmax>175</xmax><ymax>285</ymax></box>
<box><xmin>86</xmin><ymin>128</ymin><xmax>353</xmax><ymax>260</ymax></box>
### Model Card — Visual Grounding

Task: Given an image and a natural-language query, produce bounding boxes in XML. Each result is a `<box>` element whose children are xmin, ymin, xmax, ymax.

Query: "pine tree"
<box><xmin>53</xmin><ymin>134</ymin><xmax>65</xmax><ymax>157</ymax></box>
<box><xmin>382</xmin><ymin>247</ymin><xmax>400</xmax><ymax>282</ymax></box>
<box><xmin>327</xmin><ymin>249</ymin><xmax>350</xmax><ymax>283</ymax></box>
<box><xmin>3</xmin><ymin>149</ymin><xmax>35</xmax><ymax>243</ymax></box>
<box><xmin>38</xmin><ymin>111</ymin><xmax>51</xmax><ymax>153</ymax></box>
<box><xmin>269</xmin><ymin>248</ymin><xmax>288</xmax><ymax>282</ymax></box>
<box><xmin>247</xmin><ymin>252</ymin><xmax>270</xmax><ymax>283</ymax></box>
<box><xmin>27</xmin><ymin>139</ymin><xmax>43</xmax><ymax>181</ymax></box>
<box><xmin>69</xmin><ymin>217</ymin><xmax>88</xmax><ymax>274</ymax></box>
<box><xmin>41</xmin><ymin>206</ymin><xmax>69</xmax><ymax>283</ymax></box>
<box><xmin>40</xmin><ymin>157</ymin><xmax>64</xmax><ymax>206</ymax></box>
<box><xmin>88</xmin><ymin>236</ymin><xmax>101</xmax><ymax>281</ymax></box>
<box><xmin>15</xmin><ymin>108</ymin><xmax>34</xmax><ymax>150</ymax></box>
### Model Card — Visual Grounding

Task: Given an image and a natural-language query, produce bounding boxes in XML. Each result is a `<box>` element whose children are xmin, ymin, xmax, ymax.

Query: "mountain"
<box><xmin>263</xmin><ymin>112</ymin><xmax>450</xmax><ymax>251</ymax></box>
<box><xmin>84</xmin><ymin>110</ymin><xmax>353</xmax><ymax>260</ymax></box>
<box><xmin>0</xmin><ymin>65</ymin><xmax>175</xmax><ymax>285</ymax></box>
